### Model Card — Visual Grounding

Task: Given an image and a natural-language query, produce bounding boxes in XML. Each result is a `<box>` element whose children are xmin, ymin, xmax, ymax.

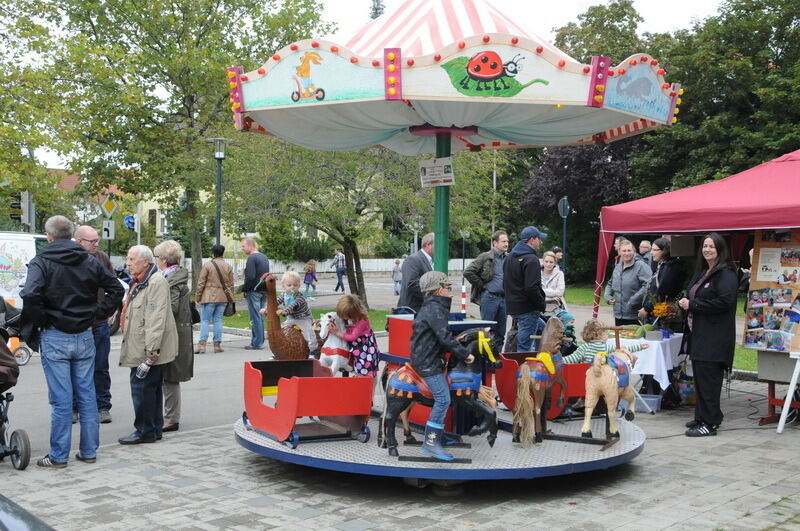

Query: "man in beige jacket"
<box><xmin>118</xmin><ymin>245</ymin><xmax>177</xmax><ymax>445</ymax></box>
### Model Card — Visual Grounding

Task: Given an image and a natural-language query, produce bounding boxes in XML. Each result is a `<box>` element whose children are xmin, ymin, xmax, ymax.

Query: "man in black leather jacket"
<box><xmin>410</xmin><ymin>271</ymin><xmax>473</xmax><ymax>461</ymax></box>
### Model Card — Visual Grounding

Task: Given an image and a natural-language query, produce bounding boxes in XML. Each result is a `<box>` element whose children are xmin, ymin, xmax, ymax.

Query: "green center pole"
<box><xmin>434</xmin><ymin>132</ymin><xmax>450</xmax><ymax>274</ymax></box>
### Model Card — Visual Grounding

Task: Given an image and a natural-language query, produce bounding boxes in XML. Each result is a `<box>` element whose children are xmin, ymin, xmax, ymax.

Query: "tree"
<box><xmin>225</xmin><ymin>137</ymin><xmax>420</xmax><ymax>308</ymax></box>
<box><xmin>224</xmin><ymin>135</ymin><xmax>503</xmax><ymax>306</ymax></box>
<box><xmin>369</xmin><ymin>0</ymin><xmax>385</xmax><ymax>19</ymax></box>
<box><xmin>5</xmin><ymin>0</ymin><xmax>334</xmax><ymax>288</ymax></box>
<box><xmin>554</xmin><ymin>0</ymin><xmax>643</xmax><ymax>64</ymax></box>
<box><xmin>629</xmin><ymin>0</ymin><xmax>800</xmax><ymax>190</ymax></box>
<box><xmin>521</xmin><ymin>140</ymin><xmax>639</xmax><ymax>280</ymax></box>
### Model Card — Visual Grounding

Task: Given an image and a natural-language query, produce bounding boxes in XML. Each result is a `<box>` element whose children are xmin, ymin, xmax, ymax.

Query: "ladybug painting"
<box><xmin>461</xmin><ymin>52</ymin><xmax>524</xmax><ymax>91</ymax></box>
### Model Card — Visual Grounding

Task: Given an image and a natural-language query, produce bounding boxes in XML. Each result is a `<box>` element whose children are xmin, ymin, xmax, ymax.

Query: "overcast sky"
<box><xmin>323</xmin><ymin>0</ymin><xmax>723</xmax><ymax>43</ymax></box>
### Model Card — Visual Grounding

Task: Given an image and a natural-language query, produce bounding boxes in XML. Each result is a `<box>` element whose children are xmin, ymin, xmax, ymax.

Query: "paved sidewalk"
<box><xmin>5</xmin><ymin>379</ymin><xmax>800</xmax><ymax>530</ymax></box>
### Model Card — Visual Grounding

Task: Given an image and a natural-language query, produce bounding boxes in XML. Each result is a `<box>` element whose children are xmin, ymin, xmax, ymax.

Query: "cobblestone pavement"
<box><xmin>5</xmin><ymin>379</ymin><xmax>799</xmax><ymax>530</ymax></box>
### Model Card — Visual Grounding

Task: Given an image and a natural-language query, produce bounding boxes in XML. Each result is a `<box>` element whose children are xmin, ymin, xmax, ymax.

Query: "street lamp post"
<box><xmin>206</xmin><ymin>138</ymin><xmax>228</xmax><ymax>246</ymax></box>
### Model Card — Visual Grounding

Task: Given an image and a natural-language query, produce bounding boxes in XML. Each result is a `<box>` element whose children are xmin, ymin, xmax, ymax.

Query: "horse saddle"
<box><xmin>388</xmin><ymin>363</ymin><xmax>481</xmax><ymax>399</ymax></box>
<box><xmin>607</xmin><ymin>354</ymin><xmax>631</xmax><ymax>388</ymax></box>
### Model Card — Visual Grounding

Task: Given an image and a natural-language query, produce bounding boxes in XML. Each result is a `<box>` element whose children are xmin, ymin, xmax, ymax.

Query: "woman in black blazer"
<box><xmin>678</xmin><ymin>233</ymin><xmax>738</xmax><ymax>437</ymax></box>
<box><xmin>638</xmin><ymin>237</ymin><xmax>686</xmax><ymax>329</ymax></box>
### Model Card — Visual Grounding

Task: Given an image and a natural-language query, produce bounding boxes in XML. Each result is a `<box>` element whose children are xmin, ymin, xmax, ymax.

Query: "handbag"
<box><xmin>210</xmin><ymin>260</ymin><xmax>236</xmax><ymax>317</ymax></box>
<box><xmin>189</xmin><ymin>302</ymin><xmax>201</xmax><ymax>324</ymax></box>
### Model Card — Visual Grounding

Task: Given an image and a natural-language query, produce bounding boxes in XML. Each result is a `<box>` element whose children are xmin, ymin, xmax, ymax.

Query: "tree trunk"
<box><xmin>343</xmin><ymin>238</ymin><xmax>368</xmax><ymax>309</ymax></box>
<box><xmin>185</xmin><ymin>188</ymin><xmax>203</xmax><ymax>294</ymax></box>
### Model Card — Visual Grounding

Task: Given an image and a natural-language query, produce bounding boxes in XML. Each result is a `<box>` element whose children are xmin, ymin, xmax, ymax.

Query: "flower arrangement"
<box><xmin>651</xmin><ymin>300</ymin><xmax>682</xmax><ymax>328</ymax></box>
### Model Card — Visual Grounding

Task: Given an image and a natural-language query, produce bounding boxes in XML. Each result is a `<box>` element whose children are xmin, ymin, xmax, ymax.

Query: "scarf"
<box><xmin>120</xmin><ymin>263</ymin><xmax>158</xmax><ymax>332</ymax></box>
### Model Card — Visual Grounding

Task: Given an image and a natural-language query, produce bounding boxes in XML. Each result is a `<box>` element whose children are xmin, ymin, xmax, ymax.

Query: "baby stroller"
<box><xmin>0</xmin><ymin>296</ymin><xmax>32</xmax><ymax>365</ymax></box>
<box><xmin>0</xmin><ymin>301</ymin><xmax>30</xmax><ymax>470</ymax></box>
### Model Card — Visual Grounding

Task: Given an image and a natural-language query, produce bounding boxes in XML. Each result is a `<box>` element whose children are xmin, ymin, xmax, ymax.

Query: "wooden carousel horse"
<box><xmin>379</xmin><ymin>328</ymin><xmax>499</xmax><ymax>457</ymax></box>
<box><xmin>581</xmin><ymin>347</ymin><xmax>638</xmax><ymax>439</ymax></box>
<box><xmin>261</xmin><ymin>274</ymin><xmax>315</xmax><ymax>360</ymax></box>
<box><xmin>512</xmin><ymin>318</ymin><xmax>567</xmax><ymax>445</ymax></box>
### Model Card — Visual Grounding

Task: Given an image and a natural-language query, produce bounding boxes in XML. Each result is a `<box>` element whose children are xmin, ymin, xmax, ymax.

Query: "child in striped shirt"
<box><xmin>563</xmin><ymin>319</ymin><xmax>648</xmax><ymax>364</ymax></box>
<box><xmin>260</xmin><ymin>271</ymin><xmax>318</xmax><ymax>353</ymax></box>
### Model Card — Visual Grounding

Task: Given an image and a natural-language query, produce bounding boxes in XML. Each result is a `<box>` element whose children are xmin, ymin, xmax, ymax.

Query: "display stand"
<box><xmin>776</xmin><ymin>351</ymin><xmax>800</xmax><ymax>434</ymax></box>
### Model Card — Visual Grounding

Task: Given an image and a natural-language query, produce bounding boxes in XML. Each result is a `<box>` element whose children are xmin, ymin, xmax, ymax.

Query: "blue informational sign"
<box><xmin>124</xmin><ymin>215</ymin><xmax>135</xmax><ymax>229</ymax></box>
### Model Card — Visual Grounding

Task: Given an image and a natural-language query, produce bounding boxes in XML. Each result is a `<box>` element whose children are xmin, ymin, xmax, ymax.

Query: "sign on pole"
<box><xmin>101</xmin><ymin>220</ymin><xmax>115</xmax><ymax>240</ymax></box>
<box><xmin>100</xmin><ymin>195</ymin><xmax>119</xmax><ymax>218</ymax></box>
<box><xmin>557</xmin><ymin>196</ymin><xmax>570</xmax><ymax>219</ymax></box>
<box><xmin>419</xmin><ymin>157</ymin><xmax>455</xmax><ymax>187</ymax></box>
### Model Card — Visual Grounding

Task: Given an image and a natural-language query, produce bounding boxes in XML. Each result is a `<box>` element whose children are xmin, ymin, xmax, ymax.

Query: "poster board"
<box><xmin>743</xmin><ymin>229</ymin><xmax>800</xmax><ymax>352</ymax></box>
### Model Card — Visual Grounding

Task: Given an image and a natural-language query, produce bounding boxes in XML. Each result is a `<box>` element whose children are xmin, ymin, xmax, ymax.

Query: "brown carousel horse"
<box><xmin>512</xmin><ymin>318</ymin><xmax>567</xmax><ymax>445</ymax></box>
<box><xmin>379</xmin><ymin>328</ymin><xmax>499</xmax><ymax>457</ymax></box>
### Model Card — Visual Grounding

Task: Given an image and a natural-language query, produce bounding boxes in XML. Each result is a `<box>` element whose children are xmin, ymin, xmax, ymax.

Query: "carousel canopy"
<box><xmin>227</xmin><ymin>0</ymin><xmax>682</xmax><ymax>155</ymax></box>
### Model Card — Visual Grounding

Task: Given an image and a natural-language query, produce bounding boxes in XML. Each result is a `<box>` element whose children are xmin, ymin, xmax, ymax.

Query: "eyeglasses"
<box><xmin>79</xmin><ymin>238</ymin><xmax>100</xmax><ymax>244</ymax></box>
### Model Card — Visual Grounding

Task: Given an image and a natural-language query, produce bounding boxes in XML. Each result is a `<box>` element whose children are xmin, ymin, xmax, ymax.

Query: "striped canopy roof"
<box><xmin>345</xmin><ymin>0</ymin><xmax>574</xmax><ymax>63</ymax></box>
<box><xmin>228</xmin><ymin>0</ymin><xmax>681</xmax><ymax>154</ymax></box>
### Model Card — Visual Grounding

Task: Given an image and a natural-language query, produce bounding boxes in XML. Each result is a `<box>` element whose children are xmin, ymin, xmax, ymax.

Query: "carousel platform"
<box><xmin>233</xmin><ymin>410</ymin><xmax>645</xmax><ymax>481</ymax></box>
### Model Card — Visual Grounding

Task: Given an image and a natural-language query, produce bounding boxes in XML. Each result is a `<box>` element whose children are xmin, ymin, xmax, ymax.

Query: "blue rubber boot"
<box><xmin>421</xmin><ymin>421</ymin><xmax>455</xmax><ymax>461</ymax></box>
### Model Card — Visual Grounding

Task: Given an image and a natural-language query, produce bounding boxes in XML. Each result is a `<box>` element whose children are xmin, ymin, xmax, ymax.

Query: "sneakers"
<box><xmin>37</xmin><ymin>455</ymin><xmax>67</xmax><ymax>468</ymax></box>
<box><xmin>99</xmin><ymin>410</ymin><xmax>112</xmax><ymax>424</ymax></box>
<box><xmin>75</xmin><ymin>452</ymin><xmax>96</xmax><ymax>463</ymax></box>
<box><xmin>244</xmin><ymin>345</ymin><xmax>263</xmax><ymax>350</ymax></box>
<box><xmin>685</xmin><ymin>423</ymin><xmax>717</xmax><ymax>437</ymax></box>
<box><xmin>685</xmin><ymin>419</ymin><xmax>699</xmax><ymax>428</ymax></box>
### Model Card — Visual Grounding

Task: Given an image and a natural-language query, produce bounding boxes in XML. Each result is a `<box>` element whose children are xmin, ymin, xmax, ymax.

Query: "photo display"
<box><xmin>744</xmin><ymin>229</ymin><xmax>800</xmax><ymax>352</ymax></box>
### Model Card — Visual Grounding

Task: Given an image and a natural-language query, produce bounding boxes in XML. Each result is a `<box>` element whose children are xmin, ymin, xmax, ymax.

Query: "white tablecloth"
<box><xmin>618</xmin><ymin>333</ymin><xmax>684</xmax><ymax>390</ymax></box>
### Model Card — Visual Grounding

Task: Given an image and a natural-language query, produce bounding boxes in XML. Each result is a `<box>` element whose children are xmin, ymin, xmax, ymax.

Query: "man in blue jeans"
<box><xmin>503</xmin><ymin>226</ymin><xmax>547</xmax><ymax>353</ymax></box>
<box><xmin>21</xmin><ymin>216</ymin><xmax>124</xmax><ymax>468</ymax></box>
<box><xmin>410</xmin><ymin>271</ymin><xmax>474</xmax><ymax>461</ymax></box>
<box><xmin>331</xmin><ymin>248</ymin><xmax>346</xmax><ymax>292</ymax></box>
<box><xmin>74</xmin><ymin>225</ymin><xmax>115</xmax><ymax>424</ymax></box>
<box><xmin>241</xmin><ymin>238</ymin><xmax>270</xmax><ymax>350</ymax></box>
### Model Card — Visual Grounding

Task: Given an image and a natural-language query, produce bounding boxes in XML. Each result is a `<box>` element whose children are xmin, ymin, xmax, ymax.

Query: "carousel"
<box><xmin>229</xmin><ymin>0</ymin><xmax>679</xmax><ymax>486</ymax></box>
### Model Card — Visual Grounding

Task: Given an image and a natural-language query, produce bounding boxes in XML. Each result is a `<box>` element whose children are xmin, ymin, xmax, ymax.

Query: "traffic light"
<box><xmin>9</xmin><ymin>191</ymin><xmax>31</xmax><ymax>226</ymax></box>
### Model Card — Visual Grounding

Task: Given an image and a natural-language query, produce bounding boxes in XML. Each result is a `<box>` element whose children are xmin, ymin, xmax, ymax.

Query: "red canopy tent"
<box><xmin>592</xmin><ymin>148</ymin><xmax>800</xmax><ymax>315</ymax></box>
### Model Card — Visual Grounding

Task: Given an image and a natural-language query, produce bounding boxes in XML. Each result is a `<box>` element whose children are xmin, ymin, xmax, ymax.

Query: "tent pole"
<box><xmin>434</xmin><ymin>132</ymin><xmax>450</xmax><ymax>274</ymax></box>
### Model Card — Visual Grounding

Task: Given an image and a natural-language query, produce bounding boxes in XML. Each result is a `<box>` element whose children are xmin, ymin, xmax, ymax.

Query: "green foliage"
<box><xmin>1</xmin><ymin>0</ymin><xmax>335</xmax><ymax>277</ymax></box>
<box><xmin>629</xmin><ymin>0</ymin><xmax>800</xmax><ymax>190</ymax></box>
<box><xmin>554</xmin><ymin>0</ymin><xmax>644</xmax><ymax>64</ymax></box>
<box><xmin>294</xmin><ymin>238</ymin><xmax>333</xmax><ymax>263</ymax></box>
<box><xmin>374</xmin><ymin>234</ymin><xmax>409</xmax><ymax>258</ymax></box>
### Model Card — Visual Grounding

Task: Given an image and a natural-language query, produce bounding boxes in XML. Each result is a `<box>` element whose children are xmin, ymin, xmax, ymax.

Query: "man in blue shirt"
<box><xmin>241</xmin><ymin>238</ymin><xmax>270</xmax><ymax>350</ymax></box>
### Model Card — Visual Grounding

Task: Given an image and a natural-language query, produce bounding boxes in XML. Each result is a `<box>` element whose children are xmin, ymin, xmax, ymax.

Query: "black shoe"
<box><xmin>685</xmin><ymin>423</ymin><xmax>717</xmax><ymax>437</ymax></box>
<box><xmin>75</xmin><ymin>452</ymin><xmax>96</xmax><ymax>463</ymax></box>
<box><xmin>685</xmin><ymin>419</ymin><xmax>700</xmax><ymax>428</ymax></box>
<box><xmin>162</xmin><ymin>423</ymin><xmax>179</xmax><ymax>432</ymax></box>
<box><xmin>244</xmin><ymin>345</ymin><xmax>263</xmax><ymax>350</ymax></box>
<box><xmin>118</xmin><ymin>433</ymin><xmax>157</xmax><ymax>445</ymax></box>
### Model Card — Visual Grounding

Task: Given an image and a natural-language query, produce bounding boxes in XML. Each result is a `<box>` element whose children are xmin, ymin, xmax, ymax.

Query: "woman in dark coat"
<box><xmin>154</xmin><ymin>240</ymin><xmax>194</xmax><ymax>433</ymax></box>
<box><xmin>678</xmin><ymin>233</ymin><xmax>738</xmax><ymax>437</ymax></box>
<box><xmin>638</xmin><ymin>237</ymin><xmax>686</xmax><ymax>329</ymax></box>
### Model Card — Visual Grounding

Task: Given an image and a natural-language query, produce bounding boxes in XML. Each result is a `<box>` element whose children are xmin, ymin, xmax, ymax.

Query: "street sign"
<box><xmin>101</xmin><ymin>220</ymin><xmax>115</xmax><ymax>240</ymax></box>
<box><xmin>558</xmin><ymin>196</ymin><xmax>570</xmax><ymax>219</ymax></box>
<box><xmin>100</xmin><ymin>195</ymin><xmax>118</xmax><ymax>218</ymax></box>
<box><xmin>419</xmin><ymin>157</ymin><xmax>455</xmax><ymax>187</ymax></box>
<box><xmin>124</xmin><ymin>215</ymin><xmax>135</xmax><ymax>230</ymax></box>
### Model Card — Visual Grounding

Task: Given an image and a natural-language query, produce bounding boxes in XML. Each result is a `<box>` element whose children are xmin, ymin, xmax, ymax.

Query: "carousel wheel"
<box><xmin>291</xmin><ymin>91</ymin><xmax>301</xmax><ymax>102</ymax></box>
<box><xmin>357</xmin><ymin>425</ymin><xmax>370</xmax><ymax>443</ymax></box>
<box><xmin>284</xmin><ymin>432</ymin><xmax>300</xmax><ymax>449</ymax></box>
<box><xmin>314</xmin><ymin>88</ymin><xmax>325</xmax><ymax>101</ymax></box>
<box><xmin>10</xmin><ymin>430</ymin><xmax>30</xmax><ymax>470</ymax></box>
<box><xmin>13</xmin><ymin>346</ymin><xmax>32</xmax><ymax>366</ymax></box>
